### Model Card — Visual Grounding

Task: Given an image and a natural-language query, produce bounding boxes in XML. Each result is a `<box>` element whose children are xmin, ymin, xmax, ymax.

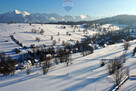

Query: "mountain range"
<box><xmin>0</xmin><ymin>10</ymin><xmax>98</xmax><ymax>23</ymax></box>
<box><xmin>1</xmin><ymin>10</ymin><xmax>136</xmax><ymax>25</ymax></box>
<box><xmin>92</xmin><ymin>14</ymin><xmax>136</xmax><ymax>25</ymax></box>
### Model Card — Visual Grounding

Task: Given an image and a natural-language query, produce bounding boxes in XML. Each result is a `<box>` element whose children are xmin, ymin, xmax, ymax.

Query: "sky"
<box><xmin>0</xmin><ymin>0</ymin><xmax>136</xmax><ymax>17</ymax></box>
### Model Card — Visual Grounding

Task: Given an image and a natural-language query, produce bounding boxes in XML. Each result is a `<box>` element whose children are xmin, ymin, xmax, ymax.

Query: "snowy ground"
<box><xmin>0</xmin><ymin>39</ymin><xmax>136</xmax><ymax>91</ymax></box>
<box><xmin>0</xmin><ymin>23</ymin><xmax>120</xmax><ymax>58</ymax></box>
<box><xmin>0</xmin><ymin>23</ymin><xmax>98</xmax><ymax>58</ymax></box>
<box><xmin>0</xmin><ymin>23</ymin><xmax>135</xmax><ymax>91</ymax></box>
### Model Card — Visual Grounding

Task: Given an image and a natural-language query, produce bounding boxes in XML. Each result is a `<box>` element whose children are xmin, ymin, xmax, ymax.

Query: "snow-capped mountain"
<box><xmin>0</xmin><ymin>10</ymin><xmax>30</xmax><ymax>23</ymax></box>
<box><xmin>0</xmin><ymin>10</ymin><xmax>95</xmax><ymax>23</ymax></box>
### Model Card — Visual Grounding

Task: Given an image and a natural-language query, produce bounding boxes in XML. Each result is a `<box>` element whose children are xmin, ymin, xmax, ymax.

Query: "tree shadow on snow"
<box><xmin>63</xmin><ymin>73</ymin><xmax>108</xmax><ymax>91</ymax></box>
<box><xmin>0</xmin><ymin>74</ymin><xmax>42</xmax><ymax>87</ymax></box>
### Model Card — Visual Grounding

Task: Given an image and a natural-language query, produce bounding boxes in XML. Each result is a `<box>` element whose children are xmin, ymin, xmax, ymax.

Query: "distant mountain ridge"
<box><xmin>0</xmin><ymin>10</ymin><xmax>97</xmax><ymax>23</ymax></box>
<box><xmin>1</xmin><ymin>10</ymin><xmax>136</xmax><ymax>25</ymax></box>
<box><xmin>92</xmin><ymin>14</ymin><xmax>136</xmax><ymax>25</ymax></box>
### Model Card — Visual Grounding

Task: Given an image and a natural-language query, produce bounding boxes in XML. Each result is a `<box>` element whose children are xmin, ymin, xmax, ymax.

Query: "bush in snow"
<box><xmin>113</xmin><ymin>69</ymin><xmax>124</xmax><ymax>85</ymax></box>
<box><xmin>100</xmin><ymin>59</ymin><xmax>105</xmax><ymax>67</ymax></box>
<box><xmin>0</xmin><ymin>54</ymin><xmax>16</xmax><ymax>75</ymax></box>
<box><xmin>56</xmin><ymin>47</ymin><xmax>72</xmax><ymax>65</ymax></box>
<box><xmin>58</xmin><ymin>32</ymin><xmax>60</xmax><ymax>36</ymax></box>
<box><xmin>14</xmin><ymin>48</ymin><xmax>21</xmax><ymax>54</ymax></box>
<box><xmin>42</xmin><ymin>57</ymin><xmax>51</xmax><ymax>74</ymax></box>
<box><xmin>126</xmin><ymin>67</ymin><xmax>129</xmax><ymax>76</ymax></box>
<box><xmin>51</xmin><ymin>36</ymin><xmax>53</xmax><ymax>40</ymax></box>
<box><xmin>81</xmin><ymin>51</ymin><xmax>85</xmax><ymax>57</ymax></box>
<box><xmin>26</xmin><ymin>63</ymin><xmax>31</xmax><ymax>75</ymax></box>
<box><xmin>61</xmin><ymin>26</ymin><xmax>66</xmax><ymax>29</ymax></box>
<box><xmin>4</xmin><ymin>40</ymin><xmax>9</xmax><ymax>42</ymax></box>
<box><xmin>54</xmin><ymin>57</ymin><xmax>59</xmax><ymax>65</ymax></box>
<box><xmin>40</xmin><ymin>29</ymin><xmax>44</xmax><ymax>35</ymax></box>
<box><xmin>113</xmin><ymin>67</ymin><xmax>129</xmax><ymax>86</ymax></box>
<box><xmin>26</xmin><ymin>67</ymin><xmax>30</xmax><ymax>75</ymax></box>
<box><xmin>66</xmin><ymin>31</ymin><xmax>69</xmax><ymax>35</ymax></box>
<box><xmin>132</xmin><ymin>47</ymin><xmax>136</xmax><ymax>56</ymax></box>
<box><xmin>36</xmin><ymin>37</ymin><xmax>40</xmax><ymax>42</ymax></box>
<box><xmin>31</xmin><ymin>29</ymin><xmax>36</xmax><ymax>33</ymax></box>
<box><xmin>58</xmin><ymin>38</ymin><xmax>60</xmax><ymax>42</ymax></box>
<box><xmin>29</xmin><ymin>23</ymin><xmax>32</xmax><ymax>26</ymax></box>
<box><xmin>75</xmin><ymin>40</ymin><xmax>81</xmax><ymax>52</ymax></box>
<box><xmin>62</xmin><ymin>40</ymin><xmax>65</xmax><ymax>45</ymax></box>
<box><xmin>120</xmin><ymin>52</ymin><xmax>127</xmax><ymax>63</ymax></box>
<box><xmin>57</xmin><ymin>48</ymin><xmax>65</xmax><ymax>63</ymax></box>
<box><xmin>64</xmin><ymin>53</ymin><xmax>72</xmax><ymax>66</ymax></box>
<box><xmin>30</xmin><ymin>44</ymin><xmax>36</xmax><ymax>48</ymax></box>
<box><xmin>107</xmin><ymin>58</ymin><xmax>123</xmax><ymax>75</ymax></box>
<box><xmin>53</xmin><ymin>40</ymin><xmax>57</xmax><ymax>45</ymax></box>
<box><xmin>123</xmin><ymin>41</ymin><xmax>130</xmax><ymax>50</ymax></box>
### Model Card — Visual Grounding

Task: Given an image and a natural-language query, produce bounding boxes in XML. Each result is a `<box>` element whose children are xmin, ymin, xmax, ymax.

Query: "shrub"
<box><xmin>36</xmin><ymin>37</ymin><xmax>40</xmax><ymax>42</ymax></box>
<box><xmin>51</xmin><ymin>36</ymin><xmax>53</xmax><ymax>40</ymax></box>
<box><xmin>0</xmin><ymin>55</ymin><xmax>16</xmax><ymax>75</ymax></box>
<box><xmin>53</xmin><ymin>40</ymin><xmax>57</xmax><ymax>45</ymax></box>
<box><xmin>120</xmin><ymin>52</ymin><xmax>127</xmax><ymax>63</ymax></box>
<box><xmin>42</xmin><ymin>57</ymin><xmax>51</xmax><ymax>74</ymax></box>
<box><xmin>107</xmin><ymin>58</ymin><xmax>123</xmax><ymax>75</ymax></box>
<box><xmin>100</xmin><ymin>59</ymin><xmax>105</xmax><ymax>67</ymax></box>
<box><xmin>4</xmin><ymin>40</ymin><xmax>9</xmax><ymax>42</ymax></box>
<box><xmin>113</xmin><ymin>69</ymin><xmax>124</xmax><ymax>85</ymax></box>
<box><xmin>40</xmin><ymin>29</ymin><xmax>44</xmax><ymax>35</ymax></box>
<box><xmin>123</xmin><ymin>41</ymin><xmax>130</xmax><ymax>50</ymax></box>
<box><xmin>113</xmin><ymin>67</ymin><xmax>129</xmax><ymax>86</ymax></box>
<box><xmin>54</xmin><ymin>58</ymin><xmax>59</xmax><ymax>65</ymax></box>
<box><xmin>14</xmin><ymin>48</ymin><xmax>21</xmax><ymax>54</ymax></box>
<box><xmin>26</xmin><ymin>65</ymin><xmax>31</xmax><ymax>75</ymax></box>
<box><xmin>65</xmin><ymin>54</ymin><xmax>72</xmax><ymax>66</ymax></box>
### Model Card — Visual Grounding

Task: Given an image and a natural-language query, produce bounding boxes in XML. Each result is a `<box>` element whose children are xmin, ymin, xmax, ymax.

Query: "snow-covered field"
<box><xmin>0</xmin><ymin>23</ymin><xmax>136</xmax><ymax>91</ymax></box>
<box><xmin>0</xmin><ymin>23</ymin><xmax>98</xmax><ymax>58</ymax></box>
<box><xmin>1</xmin><ymin>39</ymin><xmax>136</xmax><ymax>91</ymax></box>
<box><xmin>0</xmin><ymin>23</ymin><xmax>120</xmax><ymax>58</ymax></box>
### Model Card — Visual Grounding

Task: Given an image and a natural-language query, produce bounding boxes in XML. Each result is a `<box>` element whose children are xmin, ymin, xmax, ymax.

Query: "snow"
<box><xmin>0</xmin><ymin>39</ymin><xmax>136</xmax><ymax>91</ymax></box>
<box><xmin>49</xmin><ymin>17</ymin><xmax>56</xmax><ymax>21</ymax></box>
<box><xmin>80</xmin><ymin>15</ymin><xmax>87</xmax><ymax>20</ymax></box>
<box><xmin>119</xmin><ymin>78</ymin><xmax>136</xmax><ymax>91</ymax></box>
<box><xmin>101</xmin><ymin>24</ymin><xmax>120</xmax><ymax>31</ymax></box>
<box><xmin>13</xmin><ymin>10</ymin><xmax>22</xmax><ymax>14</ymax></box>
<box><xmin>0</xmin><ymin>23</ymin><xmax>136</xmax><ymax>91</ymax></box>
<box><xmin>0</xmin><ymin>23</ymin><xmax>98</xmax><ymax>58</ymax></box>
<box><xmin>22</xmin><ymin>11</ymin><xmax>30</xmax><ymax>16</ymax></box>
<box><xmin>9</xmin><ymin>10</ymin><xmax>30</xmax><ymax>17</ymax></box>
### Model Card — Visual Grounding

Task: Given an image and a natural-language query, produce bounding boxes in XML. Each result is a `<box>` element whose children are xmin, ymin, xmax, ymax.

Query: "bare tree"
<box><xmin>113</xmin><ymin>67</ymin><xmax>129</xmax><ymax>86</ymax></box>
<box><xmin>51</xmin><ymin>36</ymin><xmax>53</xmax><ymax>40</ymax></box>
<box><xmin>53</xmin><ymin>40</ymin><xmax>57</xmax><ymax>45</ymax></box>
<box><xmin>0</xmin><ymin>54</ymin><xmax>16</xmax><ymax>75</ymax></box>
<box><xmin>65</xmin><ymin>53</ymin><xmax>72</xmax><ymax>66</ymax></box>
<box><xmin>42</xmin><ymin>57</ymin><xmax>51</xmax><ymax>74</ymax></box>
<box><xmin>126</xmin><ymin>67</ymin><xmax>129</xmax><ymax>76</ymax></box>
<box><xmin>36</xmin><ymin>37</ymin><xmax>40</xmax><ymax>42</ymax></box>
<box><xmin>54</xmin><ymin>57</ymin><xmax>59</xmax><ymax>65</ymax></box>
<box><xmin>26</xmin><ymin>65</ymin><xmax>30</xmax><ymax>75</ymax></box>
<box><xmin>58</xmin><ymin>38</ymin><xmax>60</xmax><ymax>42</ymax></box>
<box><xmin>132</xmin><ymin>47</ymin><xmax>136</xmax><ymax>56</ymax></box>
<box><xmin>113</xmin><ymin>69</ymin><xmax>125</xmax><ymax>85</ymax></box>
<box><xmin>123</xmin><ymin>41</ymin><xmax>130</xmax><ymax>50</ymax></box>
<box><xmin>107</xmin><ymin>58</ymin><xmax>123</xmax><ymax>75</ymax></box>
<box><xmin>40</xmin><ymin>29</ymin><xmax>44</xmax><ymax>35</ymax></box>
<box><xmin>100</xmin><ymin>59</ymin><xmax>105</xmax><ymax>67</ymax></box>
<box><xmin>120</xmin><ymin>52</ymin><xmax>127</xmax><ymax>63</ymax></box>
<box><xmin>58</xmin><ymin>32</ymin><xmax>60</xmax><ymax>36</ymax></box>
